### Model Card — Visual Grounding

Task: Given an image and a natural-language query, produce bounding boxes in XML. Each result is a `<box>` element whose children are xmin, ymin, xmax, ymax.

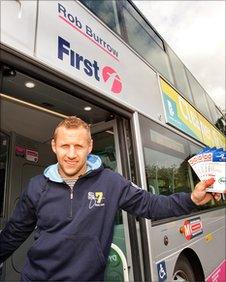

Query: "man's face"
<box><xmin>51</xmin><ymin>126</ymin><xmax>93</xmax><ymax>179</ymax></box>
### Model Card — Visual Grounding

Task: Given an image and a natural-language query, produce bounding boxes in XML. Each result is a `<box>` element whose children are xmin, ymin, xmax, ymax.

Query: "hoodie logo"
<box><xmin>88</xmin><ymin>192</ymin><xmax>105</xmax><ymax>209</ymax></box>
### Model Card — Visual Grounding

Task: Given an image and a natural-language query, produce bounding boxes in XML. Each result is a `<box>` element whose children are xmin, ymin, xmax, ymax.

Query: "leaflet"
<box><xmin>188</xmin><ymin>147</ymin><xmax>226</xmax><ymax>193</ymax></box>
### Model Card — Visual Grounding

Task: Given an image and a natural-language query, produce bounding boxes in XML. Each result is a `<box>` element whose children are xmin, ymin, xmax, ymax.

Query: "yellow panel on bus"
<box><xmin>160</xmin><ymin>78</ymin><xmax>225</xmax><ymax>148</ymax></box>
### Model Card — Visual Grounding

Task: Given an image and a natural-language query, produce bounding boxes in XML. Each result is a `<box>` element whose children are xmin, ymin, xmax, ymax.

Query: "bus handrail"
<box><xmin>110</xmin><ymin>243</ymin><xmax>129</xmax><ymax>282</ymax></box>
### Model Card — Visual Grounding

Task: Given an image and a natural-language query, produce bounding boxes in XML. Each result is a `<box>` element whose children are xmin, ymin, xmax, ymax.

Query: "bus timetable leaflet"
<box><xmin>188</xmin><ymin>147</ymin><xmax>226</xmax><ymax>193</ymax></box>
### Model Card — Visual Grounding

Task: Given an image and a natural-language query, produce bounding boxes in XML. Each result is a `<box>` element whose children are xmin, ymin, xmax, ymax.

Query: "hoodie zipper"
<box><xmin>64</xmin><ymin>170</ymin><xmax>101</xmax><ymax>219</ymax></box>
<box><xmin>69</xmin><ymin>187</ymin><xmax>74</xmax><ymax>218</ymax></box>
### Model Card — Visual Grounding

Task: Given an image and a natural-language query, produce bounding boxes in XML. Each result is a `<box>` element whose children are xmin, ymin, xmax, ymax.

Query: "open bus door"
<box><xmin>0</xmin><ymin>67</ymin><xmax>139</xmax><ymax>281</ymax></box>
<box><xmin>0</xmin><ymin>118</ymin><xmax>131</xmax><ymax>282</ymax></box>
<box><xmin>92</xmin><ymin>120</ymin><xmax>130</xmax><ymax>281</ymax></box>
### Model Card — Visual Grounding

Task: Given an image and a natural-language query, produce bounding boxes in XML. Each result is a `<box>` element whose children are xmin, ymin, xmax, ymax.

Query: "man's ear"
<box><xmin>51</xmin><ymin>139</ymin><xmax>56</xmax><ymax>154</ymax></box>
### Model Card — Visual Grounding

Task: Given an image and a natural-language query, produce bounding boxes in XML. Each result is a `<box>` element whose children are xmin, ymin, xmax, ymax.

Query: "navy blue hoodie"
<box><xmin>0</xmin><ymin>154</ymin><xmax>196</xmax><ymax>281</ymax></box>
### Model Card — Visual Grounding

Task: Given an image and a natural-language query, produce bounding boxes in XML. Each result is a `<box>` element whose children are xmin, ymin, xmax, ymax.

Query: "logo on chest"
<box><xmin>88</xmin><ymin>192</ymin><xmax>105</xmax><ymax>209</ymax></box>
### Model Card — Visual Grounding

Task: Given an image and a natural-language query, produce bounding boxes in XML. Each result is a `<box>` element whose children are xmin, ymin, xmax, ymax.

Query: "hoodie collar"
<box><xmin>44</xmin><ymin>154</ymin><xmax>102</xmax><ymax>183</ymax></box>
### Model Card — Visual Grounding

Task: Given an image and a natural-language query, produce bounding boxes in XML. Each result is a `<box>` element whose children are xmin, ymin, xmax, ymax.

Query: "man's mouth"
<box><xmin>65</xmin><ymin>160</ymin><xmax>77</xmax><ymax>166</ymax></box>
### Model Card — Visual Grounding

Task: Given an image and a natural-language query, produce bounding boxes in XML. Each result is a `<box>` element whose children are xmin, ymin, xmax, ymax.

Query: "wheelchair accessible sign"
<box><xmin>157</xmin><ymin>261</ymin><xmax>167</xmax><ymax>282</ymax></box>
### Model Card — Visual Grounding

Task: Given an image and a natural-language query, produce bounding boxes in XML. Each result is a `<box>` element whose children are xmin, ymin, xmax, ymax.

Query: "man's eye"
<box><xmin>61</xmin><ymin>145</ymin><xmax>68</xmax><ymax>148</ymax></box>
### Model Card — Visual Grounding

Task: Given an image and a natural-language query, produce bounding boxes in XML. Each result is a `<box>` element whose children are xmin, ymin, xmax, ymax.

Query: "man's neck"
<box><xmin>58</xmin><ymin>165</ymin><xmax>87</xmax><ymax>180</ymax></box>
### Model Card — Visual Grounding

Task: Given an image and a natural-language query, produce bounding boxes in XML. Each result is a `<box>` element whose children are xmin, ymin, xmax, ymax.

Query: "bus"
<box><xmin>0</xmin><ymin>1</ymin><xmax>225</xmax><ymax>281</ymax></box>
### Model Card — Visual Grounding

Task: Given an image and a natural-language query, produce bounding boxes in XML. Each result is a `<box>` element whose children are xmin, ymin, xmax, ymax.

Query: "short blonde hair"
<box><xmin>53</xmin><ymin>116</ymin><xmax>91</xmax><ymax>141</ymax></box>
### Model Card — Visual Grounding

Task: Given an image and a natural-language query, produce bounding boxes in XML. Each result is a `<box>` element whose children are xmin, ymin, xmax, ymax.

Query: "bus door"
<box><xmin>0</xmin><ymin>67</ymin><xmax>137</xmax><ymax>281</ymax></box>
<box><xmin>91</xmin><ymin>120</ymin><xmax>132</xmax><ymax>282</ymax></box>
<box><xmin>0</xmin><ymin>132</ymin><xmax>10</xmax><ymax>274</ymax></box>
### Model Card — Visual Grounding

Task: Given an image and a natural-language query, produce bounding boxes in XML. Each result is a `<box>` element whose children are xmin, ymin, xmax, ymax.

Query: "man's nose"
<box><xmin>67</xmin><ymin>146</ymin><xmax>77</xmax><ymax>159</ymax></box>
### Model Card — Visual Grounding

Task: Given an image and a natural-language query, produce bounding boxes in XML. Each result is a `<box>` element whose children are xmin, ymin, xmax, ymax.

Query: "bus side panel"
<box><xmin>149</xmin><ymin>209</ymin><xmax>225</xmax><ymax>281</ymax></box>
<box><xmin>1</xmin><ymin>0</ymin><xmax>166</xmax><ymax>127</ymax></box>
<box><xmin>0</xmin><ymin>1</ymin><xmax>37</xmax><ymax>56</ymax></box>
<box><xmin>35</xmin><ymin>1</ymin><xmax>165</xmax><ymax>125</ymax></box>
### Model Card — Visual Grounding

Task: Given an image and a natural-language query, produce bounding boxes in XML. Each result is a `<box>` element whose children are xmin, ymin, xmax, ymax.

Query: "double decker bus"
<box><xmin>0</xmin><ymin>1</ymin><xmax>225</xmax><ymax>281</ymax></box>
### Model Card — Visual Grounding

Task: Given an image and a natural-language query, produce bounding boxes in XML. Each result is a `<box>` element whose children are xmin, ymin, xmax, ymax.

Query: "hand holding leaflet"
<box><xmin>188</xmin><ymin>147</ymin><xmax>226</xmax><ymax>193</ymax></box>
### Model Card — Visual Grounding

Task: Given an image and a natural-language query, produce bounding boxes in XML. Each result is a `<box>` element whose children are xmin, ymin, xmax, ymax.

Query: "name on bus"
<box><xmin>58</xmin><ymin>3</ymin><xmax>119</xmax><ymax>60</ymax></box>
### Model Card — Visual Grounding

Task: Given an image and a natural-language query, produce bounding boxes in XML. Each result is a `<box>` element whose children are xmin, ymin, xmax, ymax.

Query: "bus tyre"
<box><xmin>173</xmin><ymin>255</ymin><xmax>196</xmax><ymax>281</ymax></box>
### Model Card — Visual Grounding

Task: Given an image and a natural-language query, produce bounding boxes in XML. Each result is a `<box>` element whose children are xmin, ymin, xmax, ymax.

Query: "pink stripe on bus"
<box><xmin>206</xmin><ymin>260</ymin><xmax>226</xmax><ymax>282</ymax></box>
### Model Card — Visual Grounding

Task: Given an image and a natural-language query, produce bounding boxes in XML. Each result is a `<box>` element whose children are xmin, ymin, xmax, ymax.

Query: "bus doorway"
<box><xmin>0</xmin><ymin>68</ymin><xmax>135</xmax><ymax>281</ymax></box>
<box><xmin>91</xmin><ymin>121</ymin><xmax>132</xmax><ymax>281</ymax></box>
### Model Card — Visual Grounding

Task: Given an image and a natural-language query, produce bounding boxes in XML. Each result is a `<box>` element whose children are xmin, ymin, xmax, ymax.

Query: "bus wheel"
<box><xmin>172</xmin><ymin>255</ymin><xmax>196</xmax><ymax>281</ymax></box>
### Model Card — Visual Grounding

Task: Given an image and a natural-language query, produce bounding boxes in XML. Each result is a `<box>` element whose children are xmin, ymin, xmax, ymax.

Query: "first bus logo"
<box><xmin>58</xmin><ymin>36</ymin><xmax>122</xmax><ymax>94</ymax></box>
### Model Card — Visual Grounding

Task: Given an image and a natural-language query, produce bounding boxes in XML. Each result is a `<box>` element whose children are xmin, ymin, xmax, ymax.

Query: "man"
<box><xmin>0</xmin><ymin>116</ymin><xmax>220</xmax><ymax>281</ymax></box>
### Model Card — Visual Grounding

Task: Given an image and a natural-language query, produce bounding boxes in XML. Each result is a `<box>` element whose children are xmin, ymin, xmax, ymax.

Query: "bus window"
<box><xmin>79</xmin><ymin>0</ymin><xmax>122</xmax><ymax>35</ymax></box>
<box><xmin>167</xmin><ymin>46</ymin><xmax>194</xmax><ymax>103</ymax></box>
<box><xmin>122</xmin><ymin>1</ymin><xmax>174</xmax><ymax>84</ymax></box>
<box><xmin>186</xmin><ymin>69</ymin><xmax>212</xmax><ymax>121</ymax></box>
<box><xmin>215</xmin><ymin>107</ymin><xmax>226</xmax><ymax>135</ymax></box>
<box><xmin>92</xmin><ymin>130</ymin><xmax>117</xmax><ymax>171</ymax></box>
<box><xmin>139</xmin><ymin>115</ymin><xmax>191</xmax><ymax>199</ymax></box>
<box><xmin>144</xmin><ymin>148</ymin><xmax>190</xmax><ymax>196</ymax></box>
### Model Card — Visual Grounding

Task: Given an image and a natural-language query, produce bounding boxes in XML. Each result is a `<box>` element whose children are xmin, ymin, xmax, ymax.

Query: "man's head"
<box><xmin>51</xmin><ymin>116</ymin><xmax>93</xmax><ymax>179</ymax></box>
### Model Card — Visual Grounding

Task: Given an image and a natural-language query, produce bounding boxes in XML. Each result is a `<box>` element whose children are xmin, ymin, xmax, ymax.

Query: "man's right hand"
<box><xmin>191</xmin><ymin>179</ymin><xmax>222</xmax><ymax>205</ymax></box>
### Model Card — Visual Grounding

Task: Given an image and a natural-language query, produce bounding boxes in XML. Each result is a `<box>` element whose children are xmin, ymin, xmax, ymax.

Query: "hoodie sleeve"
<box><xmin>0</xmin><ymin>182</ymin><xmax>37</xmax><ymax>263</ymax></box>
<box><xmin>118</xmin><ymin>181</ymin><xmax>197</xmax><ymax>220</ymax></box>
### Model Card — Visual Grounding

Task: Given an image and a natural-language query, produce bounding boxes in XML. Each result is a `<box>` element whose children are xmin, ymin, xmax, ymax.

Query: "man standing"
<box><xmin>0</xmin><ymin>116</ymin><xmax>220</xmax><ymax>281</ymax></box>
